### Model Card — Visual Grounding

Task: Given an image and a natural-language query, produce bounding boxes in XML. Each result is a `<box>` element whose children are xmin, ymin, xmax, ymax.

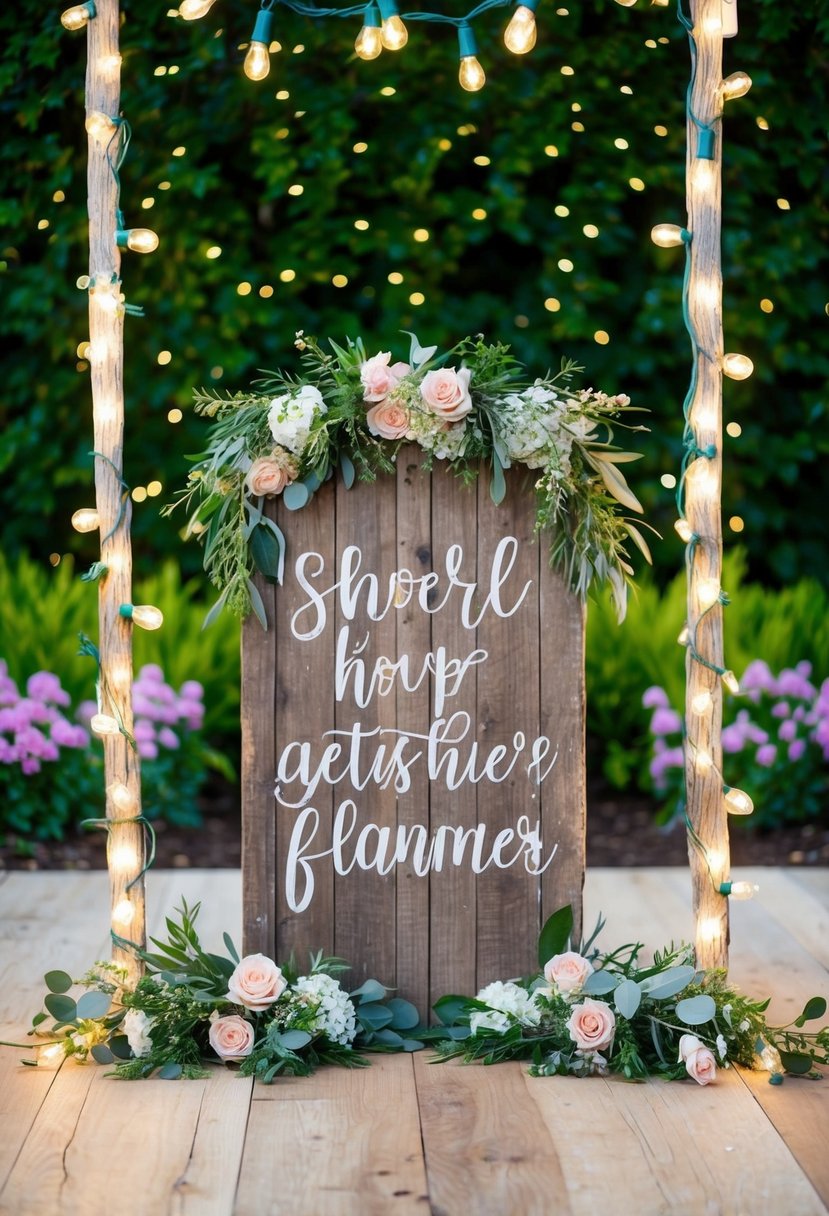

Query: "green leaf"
<box><xmin>537</xmin><ymin>905</ymin><xmax>574</xmax><ymax>969</ymax></box>
<box><xmin>158</xmin><ymin>1062</ymin><xmax>183</xmax><ymax>1080</ymax></box>
<box><xmin>44</xmin><ymin>993</ymin><xmax>77</xmax><ymax>1022</ymax></box>
<box><xmin>490</xmin><ymin>450</ymin><xmax>506</xmax><ymax>507</ymax></box>
<box><xmin>798</xmin><ymin>996</ymin><xmax>827</xmax><ymax>1023</ymax></box>
<box><xmin>31</xmin><ymin>1012</ymin><xmax>48</xmax><ymax>1028</ymax></box>
<box><xmin>246</xmin><ymin>578</ymin><xmax>268</xmax><ymax>631</ymax></box>
<box><xmin>202</xmin><ymin>589</ymin><xmax>229</xmax><ymax>630</ymax></box>
<box><xmin>282</xmin><ymin>482</ymin><xmax>310</xmax><ymax>511</ymax></box>
<box><xmin>340</xmin><ymin>453</ymin><xmax>356</xmax><ymax>489</ymax></box>
<box><xmin>386</xmin><ymin>998</ymin><xmax>420</xmax><ymax>1031</ymax></box>
<box><xmin>614</xmin><ymin>979</ymin><xmax>642</xmax><ymax>1019</ymax></box>
<box><xmin>582</xmin><ymin>970</ymin><xmax>619</xmax><ymax>996</ymax></box>
<box><xmin>277</xmin><ymin>1030</ymin><xmax>312</xmax><ymax>1051</ymax></box>
<box><xmin>250</xmin><ymin>523</ymin><xmax>283</xmax><ymax>585</ymax></box>
<box><xmin>371</xmin><ymin>1028</ymin><xmax>404</xmax><ymax>1047</ymax></box>
<box><xmin>109</xmin><ymin>1035</ymin><xmax>133</xmax><ymax>1060</ymax></box>
<box><xmin>358</xmin><ymin>1003</ymin><xmax>394</xmax><ymax>1030</ymax></box>
<box><xmin>223</xmin><ymin>932</ymin><xmax>240</xmax><ymax>964</ymax></box>
<box><xmin>44</xmin><ymin>970</ymin><xmax>73</xmax><ymax>994</ymax></box>
<box><xmin>432</xmin><ymin>994</ymin><xmax>473</xmax><ymax>1026</ymax></box>
<box><xmin>639</xmin><ymin>966</ymin><xmax>696</xmax><ymax>1000</ymax></box>
<box><xmin>675</xmin><ymin>994</ymin><xmax>717</xmax><ymax>1026</ymax></box>
<box><xmin>350</xmin><ymin>978</ymin><xmax>388</xmax><ymax>1003</ymax></box>
<box><xmin>76</xmin><ymin>991</ymin><xmax>112</xmax><ymax>1020</ymax></box>
<box><xmin>90</xmin><ymin>1044</ymin><xmax>115</xmax><ymax>1065</ymax></box>
<box><xmin>779</xmin><ymin>1051</ymin><xmax>814</xmax><ymax>1075</ymax></box>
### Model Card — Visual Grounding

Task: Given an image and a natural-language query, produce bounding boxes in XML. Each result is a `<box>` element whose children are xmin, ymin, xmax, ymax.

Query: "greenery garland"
<box><xmin>165</xmin><ymin>333</ymin><xmax>654</xmax><ymax>627</ymax></box>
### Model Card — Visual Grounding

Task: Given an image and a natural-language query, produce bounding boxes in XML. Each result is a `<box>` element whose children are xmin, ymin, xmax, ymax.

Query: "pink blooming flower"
<box><xmin>642</xmin><ymin>686</ymin><xmax>670</xmax><ymax>709</ymax></box>
<box><xmin>360</xmin><ymin>353</ymin><xmax>409</xmax><ymax>403</ymax></box>
<box><xmin>740</xmin><ymin>660</ymin><xmax>774</xmax><ymax>692</ymax></box>
<box><xmin>771</xmin><ymin>701</ymin><xmax>790</xmax><ymax>719</ymax></box>
<box><xmin>158</xmin><ymin>727</ymin><xmax>180</xmax><ymax>750</ymax></box>
<box><xmin>756</xmin><ymin>743</ymin><xmax>778</xmax><ymax>767</ymax></box>
<box><xmin>722</xmin><ymin>723</ymin><xmax>748</xmax><ymax>754</ymax></box>
<box><xmin>180</xmin><ymin>681</ymin><xmax>204</xmax><ymax>700</ymax></box>
<box><xmin>778</xmin><ymin>719</ymin><xmax>797</xmax><ymax>743</ymax></box>
<box><xmin>21</xmin><ymin>756</ymin><xmax>40</xmax><ymax>775</ymax></box>
<box><xmin>788</xmin><ymin>739</ymin><xmax>806</xmax><ymax>762</ymax></box>
<box><xmin>137</xmin><ymin>664</ymin><xmax>165</xmax><ymax>685</ymax></box>
<box><xmin>26</xmin><ymin>672</ymin><xmax>71</xmax><ymax>706</ymax></box>
<box><xmin>650</xmin><ymin>707</ymin><xmax>683</xmax><ymax>737</ymax></box>
<box><xmin>138</xmin><ymin>740</ymin><xmax>158</xmax><ymax>761</ymax></box>
<box><xmin>133</xmin><ymin>720</ymin><xmax>156</xmax><ymax>743</ymax></box>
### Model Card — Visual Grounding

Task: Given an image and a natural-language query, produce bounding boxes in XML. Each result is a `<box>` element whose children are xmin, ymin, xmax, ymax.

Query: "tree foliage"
<box><xmin>1</xmin><ymin>0</ymin><xmax>827</xmax><ymax>585</ymax></box>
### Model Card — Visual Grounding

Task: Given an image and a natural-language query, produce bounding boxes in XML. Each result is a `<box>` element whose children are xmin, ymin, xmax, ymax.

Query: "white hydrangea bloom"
<box><xmin>123</xmin><ymin>1008</ymin><xmax>155</xmax><ymax>1058</ymax></box>
<box><xmin>267</xmin><ymin>385</ymin><xmax>327</xmax><ymax>455</ymax></box>
<box><xmin>294</xmin><ymin>973</ymin><xmax>357</xmax><ymax>1047</ymax></box>
<box><xmin>469</xmin><ymin>980</ymin><xmax>543</xmax><ymax>1036</ymax></box>
<box><xmin>496</xmin><ymin>383</ymin><xmax>572</xmax><ymax>471</ymax></box>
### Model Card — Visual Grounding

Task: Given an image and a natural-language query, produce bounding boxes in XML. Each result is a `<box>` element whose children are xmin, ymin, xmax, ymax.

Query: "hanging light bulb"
<box><xmin>722</xmin><ymin>353</ymin><xmax>754</xmax><ymax>380</ymax></box>
<box><xmin>674</xmin><ymin>518</ymin><xmax>695</xmax><ymax>544</ymax></box>
<box><xmin>60</xmin><ymin>1</ymin><xmax>95</xmax><ymax>30</ymax></box>
<box><xmin>697</xmin><ymin>577</ymin><xmax>721</xmax><ymax>610</ymax></box>
<box><xmin>244</xmin><ymin>4</ymin><xmax>275</xmax><ymax>79</ymax></box>
<box><xmin>378</xmin><ymin>0</ymin><xmax>408</xmax><ymax>50</ymax></box>
<box><xmin>694</xmin><ymin>748</ymin><xmax>714</xmax><ymax>774</ymax></box>
<box><xmin>119</xmin><ymin>603</ymin><xmax>164</xmax><ymax>630</ymax></box>
<box><xmin>613</xmin><ymin>0</ymin><xmax>637</xmax><ymax>6</ymax></box>
<box><xmin>178</xmin><ymin>0</ymin><xmax>218</xmax><ymax>18</ymax></box>
<box><xmin>722</xmin><ymin>669</ymin><xmax>740</xmax><ymax>695</ymax></box>
<box><xmin>116</xmin><ymin>224</ymin><xmax>159</xmax><ymax>254</ymax></box>
<box><xmin>724</xmin><ymin>785</ymin><xmax>754</xmax><ymax>815</ymax></box>
<box><xmin>504</xmin><ymin>0</ymin><xmax>538</xmax><ymax>55</ymax></box>
<box><xmin>721</xmin><ymin>0</ymin><xmax>738</xmax><ymax>37</ymax></box>
<box><xmin>458</xmin><ymin>25</ymin><xmax>485</xmax><ymax>92</ymax></box>
<box><xmin>355</xmin><ymin>5</ymin><xmax>383</xmax><ymax>60</ymax></box>
<box><xmin>722</xmin><ymin>70</ymin><xmax>752</xmax><ymax>101</ymax></box>
<box><xmin>85</xmin><ymin>111</ymin><xmax>116</xmax><ymax>141</ymax></box>
<box><xmin>691</xmin><ymin>690</ymin><xmax>713</xmax><ymax>714</ymax></box>
<box><xmin>107</xmin><ymin>782</ymin><xmax>138</xmax><ymax>814</ymax></box>
<box><xmin>719</xmin><ymin>880</ymin><xmax>758</xmax><ymax>900</ymax></box>
<box><xmin>112</xmin><ymin>897</ymin><xmax>136</xmax><ymax>926</ymax></box>
<box><xmin>71</xmin><ymin>508</ymin><xmax>100</xmax><ymax>533</ymax></box>
<box><xmin>110</xmin><ymin>842</ymin><xmax>138</xmax><ymax>871</ymax></box>
<box><xmin>651</xmin><ymin>223</ymin><xmax>690</xmax><ymax>249</ymax></box>
<box><xmin>91</xmin><ymin>713</ymin><xmax>120</xmax><ymax>736</ymax></box>
<box><xmin>678</xmin><ymin>624</ymin><xmax>690</xmax><ymax>647</ymax></box>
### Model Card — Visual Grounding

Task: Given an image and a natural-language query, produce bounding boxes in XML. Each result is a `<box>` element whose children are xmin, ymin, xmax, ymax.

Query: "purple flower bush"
<box><xmin>2</xmin><ymin>661</ymin><xmax>229</xmax><ymax>847</ymax></box>
<box><xmin>644</xmin><ymin>661</ymin><xmax>829</xmax><ymax>828</ymax></box>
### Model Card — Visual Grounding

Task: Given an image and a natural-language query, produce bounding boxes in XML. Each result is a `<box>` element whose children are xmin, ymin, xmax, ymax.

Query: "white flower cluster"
<box><xmin>469</xmin><ymin>980</ymin><xmax>544</xmax><ymax>1036</ymax></box>
<box><xmin>406</xmin><ymin>407</ymin><xmax>468</xmax><ymax>462</ymax></box>
<box><xmin>267</xmin><ymin>384</ymin><xmax>327</xmax><ymax>455</ymax></box>
<box><xmin>294</xmin><ymin>972</ymin><xmax>357</xmax><ymax>1046</ymax></box>
<box><xmin>123</xmin><ymin>1007</ymin><xmax>155</xmax><ymax>1058</ymax></box>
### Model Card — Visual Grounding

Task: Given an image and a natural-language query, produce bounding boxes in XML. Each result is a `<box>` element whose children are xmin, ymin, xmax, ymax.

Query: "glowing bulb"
<box><xmin>458</xmin><ymin>26</ymin><xmax>485</xmax><ymax>91</ymax></box>
<box><xmin>108</xmin><ymin>782</ymin><xmax>138</xmax><ymax>814</ymax></box>
<box><xmin>71</xmin><ymin>508</ymin><xmax>100</xmax><ymax>533</ymax></box>
<box><xmin>85</xmin><ymin>111</ymin><xmax>115</xmax><ymax>141</ymax></box>
<box><xmin>112</xmin><ymin>898</ymin><xmax>136</xmax><ymax>926</ymax></box>
<box><xmin>722</xmin><ymin>670</ymin><xmax>740</xmax><ymax>695</ymax></box>
<box><xmin>688</xmin><ymin>458</ymin><xmax>718</xmax><ymax>498</ymax></box>
<box><xmin>722</xmin><ymin>70</ymin><xmax>751</xmax><ymax>100</ymax></box>
<box><xmin>698</xmin><ymin>917</ymin><xmax>721</xmax><ymax>944</ymax></box>
<box><xmin>697</xmin><ymin>578</ymin><xmax>721</xmax><ymax>610</ymax></box>
<box><xmin>355</xmin><ymin>25</ymin><xmax>382</xmax><ymax>58</ymax></box>
<box><xmin>691</xmin><ymin>690</ymin><xmax>712</xmax><ymax>714</ymax></box>
<box><xmin>116</xmin><ymin>228</ymin><xmax>159</xmax><ymax>254</ymax></box>
<box><xmin>614</xmin><ymin>0</ymin><xmax>637</xmax><ymax>6</ymax></box>
<box><xmin>678</xmin><ymin>625</ymin><xmax>690</xmax><ymax>647</ymax></box>
<box><xmin>651</xmin><ymin>223</ymin><xmax>690</xmax><ymax>249</ymax></box>
<box><xmin>119</xmin><ymin>603</ymin><xmax>164</xmax><ymax>630</ymax></box>
<box><xmin>724</xmin><ymin>786</ymin><xmax>754</xmax><ymax>816</ymax></box>
<box><xmin>178</xmin><ymin>0</ymin><xmax>218</xmax><ymax>18</ymax></box>
<box><xmin>91</xmin><ymin>713</ymin><xmax>120</xmax><ymax>736</ymax></box>
<box><xmin>110</xmin><ymin>843</ymin><xmax>138</xmax><ymax>871</ymax></box>
<box><xmin>728</xmin><ymin>881</ymin><xmax>758</xmax><ymax>900</ymax></box>
<box><xmin>694</xmin><ymin>278</ymin><xmax>719</xmax><ymax>308</ymax></box>
<box><xmin>706</xmin><ymin>850</ymin><xmax>726</xmax><ymax>874</ymax></box>
<box><xmin>244</xmin><ymin>7</ymin><xmax>275</xmax><ymax>78</ymax></box>
<box><xmin>722</xmin><ymin>353</ymin><xmax>754</xmax><ymax>380</ymax></box>
<box><xmin>721</xmin><ymin>0</ymin><xmax>738</xmax><ymax>37</ymax></box>
<box><xmin>381</xmin><ymin>14</ymin><xmax>408</xmax><ymax>50</ymax></box>
<box><xmin>695</xmin><ymin>749</ymin><xmax>714</xmax><ymax>774</ymax></box>
<box><xmin>60</xmin><ymin>1</ymin><xmax>95</xmax><ymax>31</ymax></box>
<box><xmin>37</xmin><ymin>1043</ymin><xmax>66</xmax><ymax>1068</ymax></box>
<box><xmin>504</xmin><ymin>4</ymin><xmax>537</xmax><ymax>54</ymax></box>
<box><xmin>674</xmin><ymin>519</ymin><xmax>695</xmax><ymax>544</ymax></box>
<box><xmin>690</xmin><ymin>159</ymin><xmax>715</xmax><ymax>194</ymax></box>
<box><xmin>759</xmin><ymin>1044</ymin><xmax>783</xmax><ymax>1074</ymax></box>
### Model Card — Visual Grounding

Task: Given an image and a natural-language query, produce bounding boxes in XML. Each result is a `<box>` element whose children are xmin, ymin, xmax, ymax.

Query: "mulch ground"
<box><xmin>2</xmin><ymin>776</ymin><xmax>827</xmax><ymax>872</ymax></box>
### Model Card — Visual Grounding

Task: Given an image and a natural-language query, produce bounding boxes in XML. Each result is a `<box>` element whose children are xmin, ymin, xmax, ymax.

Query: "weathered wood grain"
<box><xmin>241</xmin><ymin>570</ymin><xmax>276</xmax><ymax>956</ymax></box>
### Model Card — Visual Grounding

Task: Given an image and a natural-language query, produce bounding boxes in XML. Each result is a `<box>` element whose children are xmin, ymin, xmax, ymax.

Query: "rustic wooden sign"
<box><xmin>241</xmin><ymin>446</ymin><xmax>585</xmax><ymax>1015</ymax></box>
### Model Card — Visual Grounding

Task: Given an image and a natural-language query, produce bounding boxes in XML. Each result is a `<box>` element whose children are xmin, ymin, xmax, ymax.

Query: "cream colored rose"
<box><xmin>245</xmin><ymin>455</ymin><xmax>295</xmax><ymax>498</ymax></box>
<box><xmin>360</xmin><ymin>352</ymin><xmax>409</xmax><ymax>402</ymax></box>
<box><xmin>226</xmin><ymin>953</ymin><xmax>287</xmax><ymax>1010</ymax></box>
<box><xmin>565</xmin><ymin>997</ymin><xmax>616</xmax><ymax>1053</ymax></box>
<box><xmin>208</xmin><ymin>1015</ymin><xmax>255</xmax><ymax>1062</ymax></box>
<box><xmin>366</xmin><ymin>399</ymin><xmax>411</xmax><ymax>439</ymax></box>
<box><xmin>543</xmin><ymin>951</ymin><xmax>594</xmax><ymax>996</ymax></box>
<box><xmin>420</xmin><ymin>366</ymin><xmax>473</xmax><ymax>421</ymax></box>
<box><xmin>684</xmin><ymin>1044</ymin><xmax>717</xmax><ymax>1086</ymax></box>
<box><xmin>677</xmin><ymin>1033</ymin><xmax>703</xmax><ymax>1062</ymax></box>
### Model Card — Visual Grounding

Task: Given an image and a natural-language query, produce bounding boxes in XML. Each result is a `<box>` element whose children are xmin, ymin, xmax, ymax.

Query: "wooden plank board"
<box><xmin>235</xmin><ymin>1055</ymin><xmax>428</xmax><ymax>1216</ymax></box>
<box><xmin>739</xmin><ymin>1066</ymin><xmax>829</xmax><ymax>1211</ymax></box>
<box><xmin>241</xmin><ymin>568</ymin><xmax>276</xmax><ymax>957</ymax></box>
<box><xmin>527</xmin><ymin>1065</ymin><xmax>826</xmax><ymax>1216</ymax></box>
<box><xmin>415</xmin><ymin>1053</ymin><xmax>571</xmax><ymax>1216</ymax></box>
<box><xmin>746</xmin><ymin>868</ymin><xmax>829</xmax><ymax>971</ymax></box>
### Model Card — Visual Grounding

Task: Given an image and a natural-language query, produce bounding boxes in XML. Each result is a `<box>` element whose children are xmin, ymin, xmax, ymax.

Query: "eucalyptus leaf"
<box><xmin>614</xmin><ymin>978</ymin><xmax>642</xmax><ymax>1019</ymax></box>
<box><xmin>246</xmin><ymin>578</ymin><xmax>268</xmax><ymax>631</ymax></box>
<box><xmin>223</xmin><ymin>932</ymin><xmax>240</xmax><ymax>964</ymax></box>
<box><xmin>371</xmin><ymin>1028</ymin><xmax>404</xmax><ymax>1047</ymax></box>
<box><xmin>490</xmin><ymin>451</ymin><xmax>506</xmax><ymax>507</ymax></box>
<box><xmin>432</xmin><ymin>994</ymin><xmax>473</xmax><ymax>1027</ymax></box>
<box><xmin>109</xmin><ymin>1034</ymin><xmax>133</xmax><ymax>1060</ymax></box>
<box><xmin>277</xmin><ymin>1030</ymin><xmax>312</xmax><ymax>1051</ymax></box>
<box><xmin>340</xmin><ymin>453</ymin><xmax>356</xmax><ymax>489</ymax></box>
<box><xmin>76</xmin><ymin>991</ymin><xmax>112</xmax><ymax>1020</ymax></box>
<box><xmin>358</xmin><ymin>1004</ymin><xmax>394</xmax><ymax>1031</ymax></box>
<box><xmin>675</xmin><ymin>994</ymin><xmax>717</xmax><ymax>1026</ymax></box>
<box><xmin>639</xmin><ymin>966</ymin><xmax>696</xmax><ymax>1000</ymax></box>
<box><xmin>202</xmin><ymin>589</ymin><xmax>229</xmax><ymax>631</ymax></box>
<box><xmin>386</xmin><ymin>998</ymin><xmax>420</xmax><ymax>1031</ymax></box>
<box><xmin>350</xmin><ymin>978</ymin><xmax>388</xmax><ymax>1003</ymax></box>
<box><xmin>401</xmin><ymin>1038</ymin><xmax>425</xmax><ymax>1052</ymax></box>
<box><xmin>90</xmin><ymin>1044</ymin><xmax>115</xmax><ymax>1065</ymax></box>
<box><xmin>250</xmin><ymin>524</ymin><xmax>282</xmax><ymax>585</ymax></box>
<box><xmin>44</xmin><ymin>993</ymin><xmax>77</xmax><ymax>1022</ymax></box>
<box><xmin>282</xmin><ymin>482</ymin><xmax>310</xmax><ymax>511</ymax></box>
<box><xmin>158</xmin><ymin>1062</ymin><xmax>184</xmax><ymax>1080</ymax></box>
<box><xmin>582</xmin><ymin>970</ymin><xmax>620</xmax><ymax>996</ymax></box>
<box><xmin>44</xmin><ymin>970</ymin><xmax>73</xmax><ymax>995</ymax></box>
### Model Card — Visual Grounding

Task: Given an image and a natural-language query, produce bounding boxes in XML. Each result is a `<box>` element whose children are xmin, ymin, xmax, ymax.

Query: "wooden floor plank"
<box><xmin>416</xmin><ymin>1054</ymin><xmax>571</xmax><ymax>1216</ymax></box>
<box><xmin>745</xmin><ymin>868</ymin><xmax>829</xmax><ymax>970</ymax></box>
<box><xmin>739</xmin><ymin>1066</ymin><xmax>829</xmax><ymax>1211</ymax></box>
<box><xmin>235</xmin><ymin>1055</ymin><xmax>428</xmax><ymax>1216</ymax></box>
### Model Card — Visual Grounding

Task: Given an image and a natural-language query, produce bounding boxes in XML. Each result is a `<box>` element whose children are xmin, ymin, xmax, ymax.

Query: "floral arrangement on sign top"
<box><xmin>7</xmin><ymin>901</ymin><xmax>423</xmax><ymax>1080</ymax></box>
<box><xmin>165</xmin><ymin>333</ymin><xmax>652</xmax><ymax>626</ymax></box>
<box><xmin>431</xmin><ymin>906</ymin><xmax>829</xmax><ymax>1084</ymax></box>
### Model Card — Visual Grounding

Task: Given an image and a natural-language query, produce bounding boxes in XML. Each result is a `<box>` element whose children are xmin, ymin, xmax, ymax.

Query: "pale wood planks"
<box><xmin>241</xmin><ymin>569</ymin><xmax>276</xmax><ymax>956</ymax></box>
<box><xmin>235</xmin><ymin>1055</ymin><xmax>428</xmax><ymax>1216</ymax></box>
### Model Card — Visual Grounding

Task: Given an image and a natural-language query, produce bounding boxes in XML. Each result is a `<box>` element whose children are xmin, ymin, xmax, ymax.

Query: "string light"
<box><xmin>719</xmin><ymin>881</ymin><xmax>758</xmax><ymax>900</ymax></box>
<box><xmin>722</xmin><ymin>70</ymin><xmax>751</xmax><ymax>101</ymax></box>
<box><xmin>457</xmin><ymin>25</ymin><xmax>485</xmax><ymax>91</ymax></box>
<box><xmin>110</xmin><ymin>843</ymin><xmax>139</xmax><ymax>871</ymax></box>
<box><xmin>119</xmin><ymin>603</ymin><xmax>164</xmax><ymax>630</ymax></box>
<box><xmin>179</xmin><ymin>0</ymin><xmax>219</xmax><ymax>17</ymax></box>
<box><xmin>355</xmin><ymin>5</ymin><xmax>383</xmax><ymax>60</ymax></box>
<box><xmin>691</xmin><ymin>690</ymin><xmax>712</xmax><ymax>714</ymax></box>
<box><xmin>112</xmin><ymin>898</ymin><xmax>136</xmax><ymax>926</ymax></box>
<box><xmin>107</xmin><ymin>782</ymin><xmax>139</xmax><ymax>814</ymax></box>
<box><xmin>91</xmin><ymin>713</ymin><xmax>120</xmax><ymax>736</ymax></box>
<box><xmin>116</xmin><ymin>224</ymin><xmax>160</xmax><ymax>254</ymax></box>
<box><xmin>721</xmin><ymin>0</ymin><xmax>738</xmax><ymax>38</ymax></box>
<box><xmin>651</xmin><ymin>223</ymin><xmax>690</xmax><ymax>249</ymax></box>
<box><xmin>378</xmin><ymin>0</ymin><xmax>408</xmax><ymax>49</ymax></box>
<box><xmin>674</xmin><ymin>518</ymin><xmax>696</xmax><ymax>544</ymax></box>
<box><xmin>721</xmin><ymin>669</ymin><xmax>740</xmax><ymax>695</ymax></box>
<box><xmin>722</xmin><ymin>353</ymin><xmax>754</xmax><ymax>380</ymax></box>
<box><xmin>85</xmin><ymin>111</ymin><xmax>116</xmax><ymax>142</ymax></box>
<box><xmin>245</xmin><ymin>4</ymin><xmax>276</xmax><ymax>79</ymax></box>
<box><xmin>72</xmin><ymin>508</ymin><xmax>100</xmax><ymax>533</ymax></box>
<box><xmin>696</xmin><ymin>578</ymin><xmax>721</xmax><ymax>611</ymax></box>
<box><xmin>37</xmin><ymin>1043</ymin><xmax>66</xmax><ymax>1068</ymax></box>
<box><xmin>60</xmin><ymin>1</ymin><xmax>95</xmax><ymax>31</ymax></box>
<box><xmin>504</xmin><ymin>0</ymin><xmax>538</xmax><ymax>55</ymax></box>
<box><xmin>724</xmin><ymin>786</ymin><xmax>754</xmax><ymax>816</ymax></box>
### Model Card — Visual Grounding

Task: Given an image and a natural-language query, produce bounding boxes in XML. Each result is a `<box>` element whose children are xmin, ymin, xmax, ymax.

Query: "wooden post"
<box><xmin>684</xmin><ymin>0</ymin><xmax>729</xmax><ymax>969</ymax></box>
<box><xmin>86</xmin><ymin>0</ymin><xmax>146</xmax><ymax>982</ymax></box>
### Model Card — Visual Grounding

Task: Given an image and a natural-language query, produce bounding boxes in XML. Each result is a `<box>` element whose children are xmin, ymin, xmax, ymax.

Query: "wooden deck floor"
<box><xmin>1</xmin><ymin>867</ymin><xmax>827</xmax><ymax>1215</ymax></box>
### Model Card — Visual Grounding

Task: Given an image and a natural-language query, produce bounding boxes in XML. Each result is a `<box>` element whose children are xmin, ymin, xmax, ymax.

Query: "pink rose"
<box><xmin>226</xmin><ymin>953</ymin><xmax>287</xmax><ymax>1010</ymax></box>
<box><xmin>677</xmin><ymin>1033</ymin><xmax>703</xmax><ymax>1061</ymax></box>
<box><xmin>366</xmin><ymin>399</ymin><xmax>411</xmax><ymax>439</ymax></box>
<box><xmin>420</xmin><ymin>366</ymin><xmax>473</xmax><ymax>422</ymax></box>
<box><xmin>246</xmin><ymin>455</ymin><xmax>296</xmax><ymax>498</ymax></box>
<box><xmin>360</xmin><ymin>352</ymin><xmax>409</xmax><ymax>403</ymax></box>
<box><xmin>209</xmin><ymin>1015</ymin><xmax>255</xmax><ymax>1062</ymax></box>
<box><xmin>566</xmin><ymin>998</ymin><xmax>616</xmax><ymax>1053</ymax></box>
<box><xmin>678</xmin><ymin>1034</ymin><xmax>717</xmax><ymax>1085</ymax></box>
<box><xmin>543</xmin><ymin>951</ymin><xmax>594</xmax><ymax>996</ymax></box>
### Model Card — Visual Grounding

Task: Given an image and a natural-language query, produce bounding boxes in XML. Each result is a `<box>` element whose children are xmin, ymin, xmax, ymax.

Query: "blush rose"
<box><xmin>678</xmin><ymin>1033</ymin><xmax>717</xmax><ymax>1085</ymax></box>
<box><xmin>360</xmin><ymin>352</ymin><xmax>409</xmax><ymax>403</ymax></box>
<box><xmin>209</xmin><ymin>1015</ymin><xmax>255</xmax><ymax>1062</ymax></box>
<box><xmin>543</xmin><ymin>951</ymin><xmax>594</xmax><ymax>996</ymax></box>
<box><xmin>420</xmin><ymin>366</ymin><xmax>473</xmax><ymax>422</ymax></box>
<box><xmin>566</xmin><ymin>997</ymin><xmax>616</xmax><ymax>1054</ymax></box>
<box><xmin>245</xmin><ymin>455</ymin><xmax>295</xmax><ymax>498</ymax></box>
<box><xmin>226</xmin><ymin>953</ymin><xmax>287</xmax><ymax>1011</ymax></box>
<box><xmin>366</xmin><ymin>400</ymin><xmax>411</xmax><ymax>439</ymax></box>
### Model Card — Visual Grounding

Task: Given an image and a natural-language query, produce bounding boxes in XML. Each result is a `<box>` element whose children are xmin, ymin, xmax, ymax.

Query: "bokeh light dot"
<box><xmin>472</xmin><ymin>208</ymin><xmax>487</xmax><ymax>220</ymax></box>
<box><xmin>409</xmin><ymin>291</ymin><xmax>425</xmax><ymax>306</ymax></box>
<box><xmin>388</xmin><ymin>271</ymin><xmax>404</xmax><ymax>284</ymax></box>
<box><xmin>726</xmin><ymin>421</ymin><xmax>742</xmax><ymax>438</ymax></box>
<box><xmin>259</xmin><ymin>285</ymin><xmax>274</xmax><ymax>298</ymax></box>
<box><xmin>614</xmin><ymin>137</ymin><xmax>629</xmax><ymax>149</ymax></box>
<box><xmin>147</xmin><ymin>481</ymin><xmax>163</xmax><ymax>497</ymax></box>
<box><xmin>132</xmin><ymin>486</ymin><xmax>148</xmax><ymax>503</ymax></box>
<box><xmin>729</xmin><ymin>516</ymin><xmax>745</xmax><ymax>533</ymax></box>
<box><xmin>660</xmin><ymin>473</ymin><xmax>677</xmax><ymax>489</ymax></box>
<box><xmin>760</xmin><ymin>298</ymin><xmax>774</xmax><ymax>313</ymax></box>
<box><xmin>332</xmin><ymin>274</ymin><xmax>349</xmax><ymax>287</ymax></box>
<box><xmin>237</xmin><ymin>282</ymin><xmax>252</xmax><ymax>296</ymax></box>
<box><xmin>544</xmin><ymin>144</ymin><xmax>559</xmax><ymax>157</ymax></box>
<box><xmin>629</xmin><ymin>177</ymin><xmax>646</xmax><ymax>191</ymax></box>
<box><xmin>279</xmin><ymin>269</ymin><xmax>296</xmax><ymax>282</ymax></box>
<box><xmin>544</xmin><ymin>297</ymin><xmax>561</xmax><ymax>312</ymax></box>
<box><xmin>354</xmin><ymin>219</ymin><xmax>370</xmax><ymax>230</ymax></box>
<box><xmin>157</xmin><ymin>350</ymin><xmax>172</xmax><ymax>365</ymax></box>
<box><xmin>206</xmin><ymin>245</ymin><xmax>222</xmax><ymax>259</ymax></box>
<box><xmin>583</xmin><ymin>224</ymin><xmax>599</xmax><ymax>238</ymax></box>
<box><xmin>168</xmin><ymin>408</ymin><xmax>183</xmax><ymax>424</ymax></box>
<box><xmin>594</xmin><ymin>330</ymin><xmax>610</xmax><ymax>345</ymax></box>
<box><xmin>555</xmin><ymin>204</ymin><xmax>570</xmax><ymax>217</ymax></box>
<box><xmin>558</xmin><ymin>258</ymin><xmax>574</xmax><ymax>272</ymax></box>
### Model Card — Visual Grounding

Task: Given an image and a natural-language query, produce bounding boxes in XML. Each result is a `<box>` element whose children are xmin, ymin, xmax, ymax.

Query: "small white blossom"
<box><xmin>294</xmin><ymin>973</ymin><xmax>357</xmax><ymax>1046</ymax></box>
<box><xmin>716</xmin><ymin>1033</ymin><xmax>728</xmax><ymax>1060</ymax></box>
<box><xmin>123</xmin><ymin>1008</ymin><xmax>154</xmax><ymax>1058</ymax></box>
<box><xmin>267</xmin><ymin>385</ymin><xmax>326</xmax><ymax>455</ymax></box>
<box><xmin>469</xmin><ymin>980</ymin><xmax>543</xmax><ymax>1036</ymax></box>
